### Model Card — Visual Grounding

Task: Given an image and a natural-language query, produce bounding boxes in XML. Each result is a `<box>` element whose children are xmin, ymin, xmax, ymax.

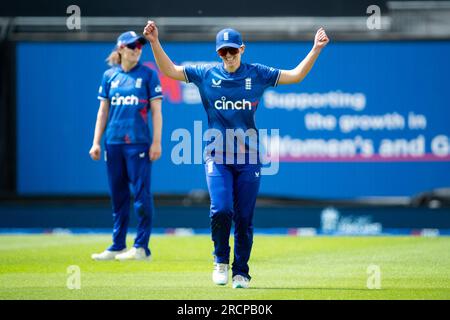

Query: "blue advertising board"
<box><xmin>16</xmin><ymin>40</ymin><xmax>450</xmax><ymax>198</ymax></box>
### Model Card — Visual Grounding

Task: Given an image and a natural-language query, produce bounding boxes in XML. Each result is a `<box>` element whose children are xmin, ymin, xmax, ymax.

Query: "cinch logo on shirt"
<box><xmin>214</xmin><ymin>96</ymin><xmax>252</xmax><ymax>110</ymax></box>
<box><xmin>111</xmin><ymin>94</ymin><xmax>139</xmax><ymax>106</ymax></box>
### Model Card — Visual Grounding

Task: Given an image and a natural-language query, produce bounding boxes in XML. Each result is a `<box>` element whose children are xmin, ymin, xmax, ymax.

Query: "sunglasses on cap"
<box><xmin>218</xmin><ymin>47</ymin><xmax>240</xmax><ymax>57</ymax></box>
<box><xmin>124</xmin><ymin>42</ymin><xmax>143</xmax><ymax>50</ymax></box>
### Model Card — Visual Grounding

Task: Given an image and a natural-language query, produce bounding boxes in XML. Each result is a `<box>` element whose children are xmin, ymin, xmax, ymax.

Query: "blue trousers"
<box><xmin>205</xmin><ymin>161</ymin><xmax>261</xmax><ymax>280</ymax></box>
<box><xmin>105</xmin><ymin>143</ymin><xmax>153</xmax><ymax>256</ymax></box>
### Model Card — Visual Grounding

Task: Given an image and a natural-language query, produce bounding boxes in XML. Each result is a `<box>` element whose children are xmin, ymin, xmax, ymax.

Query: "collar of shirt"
<box><xmin>219</xmin><ymin>62</ymin><xmax>246</xmax><ymax>77</ymax></box>
<box><xmin>118</xmin><ymin>62</ymin><xmax>141</xmax><ymax>74</ymax></box>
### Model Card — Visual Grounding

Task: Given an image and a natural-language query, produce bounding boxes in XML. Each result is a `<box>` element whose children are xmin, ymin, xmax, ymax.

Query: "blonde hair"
<box><xmin>106</xmin><ymin>49</ymin><xmax>121</xmax><ymax>66</ymax></box>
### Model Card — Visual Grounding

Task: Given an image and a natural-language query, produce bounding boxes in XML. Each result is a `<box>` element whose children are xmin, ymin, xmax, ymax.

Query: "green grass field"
<box><xmin>0</xmin><ymin>234</ymin><xmax>449</xmax><ymax>300</ymax></box>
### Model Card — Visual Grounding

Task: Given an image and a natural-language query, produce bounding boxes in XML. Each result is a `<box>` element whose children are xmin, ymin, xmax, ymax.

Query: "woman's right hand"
<box><xmin>89</xmin><ymin>144</ymin><xmax>101</xmax><ymax>161</ymax></box>
<box><xmin>313</xmin><ymin>27</ymin><xmax>329</xmax><ymax>50</ymax></box>
<box><xmin>143</xmin><ymin>20</ymin><xmax>159</xmax><ymax>43</ymax></box>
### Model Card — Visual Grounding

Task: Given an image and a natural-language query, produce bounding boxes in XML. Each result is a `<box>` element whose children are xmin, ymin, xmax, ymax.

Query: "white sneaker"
<box><xmin>212</xmin><ymin>263</ymin><xmax>229</xmax><ymax>285</ymax></box>
<box><xmin>91</xmin><ymin>249</ymin><xmax>126</xmax><ymax>261</ymax></box>
<box><xmin>232</xmin><ymin>275</ymin><xmax>250</xmax><ymax>289</ymax></box>
<box><xmin>115</xmin><ymin>247</ymin><xmax>150</xmax><ymax>261</ymax></box>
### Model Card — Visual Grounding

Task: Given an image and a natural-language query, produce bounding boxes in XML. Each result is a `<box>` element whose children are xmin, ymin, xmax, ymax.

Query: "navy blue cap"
<box><xmin>215</xmin><ymin>28</ymin><xmax>243</xmax><ymax>51</ymax></box>
<box><xmin>116</xmin><ymin>31</ymin><xmax>146</xmax><ymax>47</ymax></box>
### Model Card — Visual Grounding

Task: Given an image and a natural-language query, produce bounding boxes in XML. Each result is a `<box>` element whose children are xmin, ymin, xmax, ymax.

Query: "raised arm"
<box><xmin>143</xmin><ymin>20</ymin><xmax>186</xmax><ymax>82</ymax></box>
<box><xmin>278</xmin><ymin>27</ymin><xmax>329</xmax><ymax>85</ymax></box>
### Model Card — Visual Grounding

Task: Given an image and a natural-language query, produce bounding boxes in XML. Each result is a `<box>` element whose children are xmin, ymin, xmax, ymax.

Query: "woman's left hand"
<box><xmin>149</xmin><ymin>143</ymin><xmax>162</xmax><ymax>161</ymax></box>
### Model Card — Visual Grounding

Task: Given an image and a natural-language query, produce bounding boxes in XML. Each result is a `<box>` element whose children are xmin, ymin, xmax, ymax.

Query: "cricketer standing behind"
<box><xmin>89</xmin><ymin>31</ymin><xmax>163</xmax><ymax>261</ymax></box>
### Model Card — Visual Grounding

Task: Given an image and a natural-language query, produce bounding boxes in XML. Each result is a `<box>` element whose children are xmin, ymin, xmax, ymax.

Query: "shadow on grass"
<box><xmin>248</xmin><ymin>287</ymin><xmax>380</xmax><ymax>291</ymax></box>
